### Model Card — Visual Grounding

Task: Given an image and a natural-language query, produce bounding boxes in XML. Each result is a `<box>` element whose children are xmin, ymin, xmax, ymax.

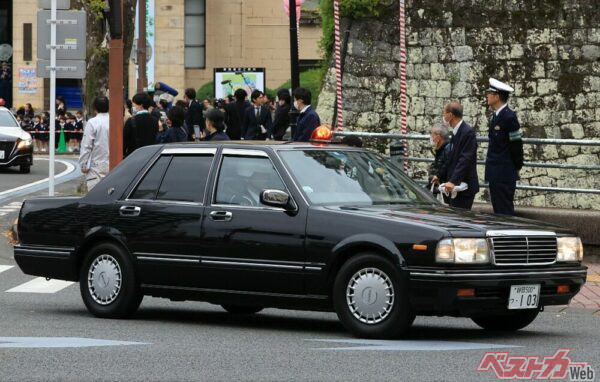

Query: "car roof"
<box><xmin>157</xmin><ymin>141</ymin><xmax>365</xmax><ymax>151</ymax></box>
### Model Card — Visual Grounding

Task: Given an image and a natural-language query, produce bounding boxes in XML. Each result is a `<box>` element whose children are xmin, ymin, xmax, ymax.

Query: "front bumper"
<box><xmin>408</xmin><ymin>266</ymin><xmax>587</xmax><ymax>317</ymax></box>
<box><xmin>0</xmin><ymin>152</ymin><xmax>33</xmax><ymax>168</ymax></box>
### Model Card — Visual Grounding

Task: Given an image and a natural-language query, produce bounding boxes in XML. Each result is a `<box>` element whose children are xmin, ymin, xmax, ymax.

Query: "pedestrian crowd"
<box><xmin>8</xmin><ymin>76</ymin><xmax>524</xmax><ymax>216</ymax></box>
<box><xmin>11</xmin><ymin>96</ymin><xmax>85</xmax><ymax>154</ymax></box>
<box><xmin>427</xmin><ymin>78</ymin><xmax>524</xmax><ymax>216</ymax></box>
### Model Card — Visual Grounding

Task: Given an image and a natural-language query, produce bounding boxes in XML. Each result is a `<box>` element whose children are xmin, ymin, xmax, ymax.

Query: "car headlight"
<box><xmin>436</xmin><ymin>238</ymin><xmax>490</xmax><ymax>264</ymax></box>
<box><xmin>557</xmin><ymin>237</ymin><xmax>583</xmax><ymax>262</ymax></box>
<box><xmin>17</xmin><ymin>134</ymin><xmax>32</xmax><ymax>150</ymax></box>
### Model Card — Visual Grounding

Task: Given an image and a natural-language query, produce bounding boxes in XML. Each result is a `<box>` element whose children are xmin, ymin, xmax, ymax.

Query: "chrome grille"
<box><xmin>490</xmin><ymin>236</ymin><xmax>557</xmax><ymax>266</ymax></box>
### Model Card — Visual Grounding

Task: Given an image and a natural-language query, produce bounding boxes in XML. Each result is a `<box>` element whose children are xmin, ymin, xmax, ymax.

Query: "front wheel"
<box><xmin>19</xmin><ymin>165</ymin><xmax>30</xmax><ymax>174</ymax></box>
<box><xmin>79</xmin><ymin>242</ymin><xmax>142</xmax><ymax>318</ymax></box>
<box><xmin>333</xmin><ymin>254</ymin><xmax>414</xmax><ymax>339</ymax></box>
<box><xmin>471</xmin><ymin>310</ymin><xmax>539</xmax><ymax>331</ymax></box>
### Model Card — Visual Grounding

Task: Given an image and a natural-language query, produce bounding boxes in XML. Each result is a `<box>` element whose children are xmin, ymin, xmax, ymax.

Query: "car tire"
<box><xmin>471</xmin><ymin>310</ymin><xmax>539</xmax><ymax>331</ymax></box>
<box><xmin>19</xmin><ymin>165</ymin><xmax>30</xmax><ymax>174</ymax></box>
<box><xmin>333</xmin><ymin>253</ymin><xmax>414</xmax><ymax>339</ymax></box>
<box><xmin>221</xmin><ymin>305</ymin><xmax>263</xmax><ymax>314</ymax></box>
<box><xmin>79</xmin><ymin>242</ymin><xmax>143</xmax><ymax>319</ymax></box>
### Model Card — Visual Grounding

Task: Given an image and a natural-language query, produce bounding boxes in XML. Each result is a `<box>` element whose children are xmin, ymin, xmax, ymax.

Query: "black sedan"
<box><xmin>0</xmin><ymin>107</ymin><xmax>33</xmax><ymax>173</ymax></box>
<box><xmin>13</xmin><ymin>142</ymin><xmax>587</xmax><ymax>338</ymax></box>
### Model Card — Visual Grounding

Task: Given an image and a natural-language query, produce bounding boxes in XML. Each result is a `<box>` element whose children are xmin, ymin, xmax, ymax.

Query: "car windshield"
<box><xmin>279</xmin><ymin>149</ymin><xmax>436</xmax><ymax>206</ymax></box>
<box><xmin>0</xmin><ymin>111</ymin><xmax>18</xmax><ymax>128</ymax></box>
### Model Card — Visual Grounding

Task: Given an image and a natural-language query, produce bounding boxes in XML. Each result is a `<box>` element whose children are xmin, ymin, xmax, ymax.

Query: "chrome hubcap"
<box><xmin>87</xmin><ymin>254</ymin><xmax>122</xmax><ymax>305</ymax></box>
<box><xmin>346</xmin><ymin>267</ymin><xmax>394</xmax><ymax>325</ymax></box>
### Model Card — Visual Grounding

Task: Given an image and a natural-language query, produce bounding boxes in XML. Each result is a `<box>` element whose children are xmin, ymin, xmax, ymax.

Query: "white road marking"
<box><xmin>0</xmin><ymin>265</ymin><xmax>14</xmax><ymax>274</ymax></box>
<box><xmin>307</xmin><ymin>339</ymin><xmax>521</xmax><ymax>351</ymax></box>
<box><xmin>6</xmin><ymin>277</ymin><xmax>74</xmax><ymax>293</ymax></box>
<box><xmin>0</xmin><ymin>337</ymin><xmax>148</xmax><ymax>348</ymax></box>
<box><xmin>0</xmin><ymin>159</ymin><xmax>75</xmax><ymax>198</ymax></box>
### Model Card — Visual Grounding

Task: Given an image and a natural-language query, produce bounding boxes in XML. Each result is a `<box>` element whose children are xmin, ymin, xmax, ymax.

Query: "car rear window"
<box><xmin>130</xmin><ymin>156</ymin><xmax>171</xmax><ymax>200</ymax></box>
<box><xmin>156</xmin><ymin>155</ymin><xmax>213</xmax><ymax>203</ymax></box>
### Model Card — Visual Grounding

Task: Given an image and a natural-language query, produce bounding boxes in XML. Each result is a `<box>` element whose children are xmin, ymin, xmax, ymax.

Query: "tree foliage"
<box><xmin>319</xmin><ymin>0</ymin><xmax>390</xmax><ymax>63</ymax></box>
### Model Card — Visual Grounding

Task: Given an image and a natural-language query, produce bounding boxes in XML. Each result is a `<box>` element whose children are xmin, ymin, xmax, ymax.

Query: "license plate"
<box><xmin>0</xmin><ymin>150</ymin><xmax>4</xmax><ymax>160</ymax></box>
<box><xmin>508</xmin><ymin>284</ymin><xmax>540</xmax><ymax>310</ymax></box>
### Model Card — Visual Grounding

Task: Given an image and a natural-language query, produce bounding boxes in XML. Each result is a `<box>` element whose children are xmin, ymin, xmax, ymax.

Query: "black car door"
<box><xmin>117</xmin><ymin>147</ymin><xmax>216</xmax><ymax>287</ymax></box>
<box><xmin>201</xmin><ymin>148</ymin><xmax>307</xmax><ymax>294</ymax></box>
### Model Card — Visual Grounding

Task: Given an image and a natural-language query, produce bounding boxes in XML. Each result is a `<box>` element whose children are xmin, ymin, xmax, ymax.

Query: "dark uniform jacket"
<box><xmin>445</xmin><ymin>121</ymin><xmax>480</xmax><ymax>197</ymax></box>
<box><xmin>224</xmin><ymin>100</ymin><xmax>250</xmax><ymax>140</ymax></box>
<box><xmin>242</xmin><ymin>104</ymin><xmax>272</xmax><ymax>140</ymax></box>
<box><xmin>293</xmin><ymin>106</ymin><xmax>320</xmax><ymax>142</ymax></box>
<box><xmin>123</xmin><ymin>112</ymin><xmax>159</xmax><ymax>157</ymax></box>
<box><xmin>272</xmin><ymin>104</ymin><xmax>291</xmax><ymax>141</ymax></box>
<box><xmin>484</xmin><ymin>106</ymin><xmax>524</xmax><ymax>183</ymax></box>
<box><xmin>428</xmin><ymin>141</ymin><xmax>451</xmax><ymax>190</ymax></box>
<box><xmin>185</xmin><ymin>100</ymin><xmax>204</xmax><ymax>140</ymax></box>
<box><xmin>204</xmin><ymin>131</ymin><xmax>231</xmax><ymax>141</ymax></box>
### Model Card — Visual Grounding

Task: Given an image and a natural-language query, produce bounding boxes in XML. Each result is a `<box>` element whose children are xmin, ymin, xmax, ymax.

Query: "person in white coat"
<box><xmin>78</xmin><ymin>96</ymin><xmax>110</xmax><ymax>191</ymax></box>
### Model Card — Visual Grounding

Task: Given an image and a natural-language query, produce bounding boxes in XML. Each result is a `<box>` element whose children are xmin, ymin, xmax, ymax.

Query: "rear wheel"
<box><xmin>471</xmin><ymin>310</ymin><xmax>539</xmax><ymax>331</ymax></box>
<box><xmin>19</xmin><ymin>165</ymin><xmax>30</xmax><ymax>174</ymax></box>
<box><xmin>333</xmin><ymin>253</ymin><xmax>414</xmax><ymax>339</ymax></box>
<box><xmin>79</xmin><ymin>242</ymin><xmax>142</xmax><ymax>318</ymax></box>
<box><xmin>221</xmin><ymin>305</ymin><xmax>263</xmax><ymax>314</ymax></box>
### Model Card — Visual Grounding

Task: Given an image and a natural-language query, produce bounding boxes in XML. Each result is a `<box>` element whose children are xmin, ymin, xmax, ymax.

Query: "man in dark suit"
<box><xmin>242</xmin><ymin>90</ymin><xmax>272</xmax><ymax>140</ymax></box>
<box><xmin>184</xmin><ymin>88</ymin><xmax>203</xmax><ymax>141</ymax></box>
<box><xmin>224</xmin><ymin>88</ymin><xmax>250</xmax><ymax>140</ymax></box>
<box><xmin>292</xmin><ymin>87</ymin><xmax>321</xmax><ymax>142</ymax></box>
<box><xmin>442</xmin><ymin>102</ymin><xmax>479</xmax><ymax>210</ymax></box>
<box><xmin>123</xmin><ymin>92</ymin><xmax>160</xmax><ymax>157</ymax></box>
<box><xmin>484</xmin><ymin>78</ymin><xmax>524</xmax><ymax>216</ymax></box>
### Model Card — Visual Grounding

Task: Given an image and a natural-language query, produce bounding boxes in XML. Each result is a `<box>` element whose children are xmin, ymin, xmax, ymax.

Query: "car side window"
<box><xmin>215</xmin><ymin>156</ymin><xmax>286</xmax><ymax>207</ymax></box>
<box><xmin>130</xmin><ymin>156</ymin><xmax>171</xmax><ymax>200</ymax></box>
<box><xmin>156</xmin><ymin>155</ymin><xmax>213</xmax><ymax>203</ymax></box>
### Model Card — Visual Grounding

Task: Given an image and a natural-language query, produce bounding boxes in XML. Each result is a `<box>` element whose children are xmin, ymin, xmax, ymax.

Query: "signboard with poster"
<box><xmin>18</xmin><ymin>68</ymin><xmax>37</xmax><ymax>94</ymax></box>
<box><xmin>214</xmin><ymin>68</ymin><xmax>265</xmax><ymax>99</ymax></box>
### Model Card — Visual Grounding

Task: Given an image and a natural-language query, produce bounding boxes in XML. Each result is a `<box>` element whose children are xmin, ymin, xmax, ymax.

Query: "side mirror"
<box><xmin>260</xmin><ymin>189</ymin><xmax>294</xmax><ymax>210</ymax></box>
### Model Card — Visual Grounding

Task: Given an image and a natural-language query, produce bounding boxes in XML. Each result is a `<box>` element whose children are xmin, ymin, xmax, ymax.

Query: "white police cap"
<box><xmin>487</xmin><ymin>78</ymin><xmax>514</xmax><ymax>93</ymax></box>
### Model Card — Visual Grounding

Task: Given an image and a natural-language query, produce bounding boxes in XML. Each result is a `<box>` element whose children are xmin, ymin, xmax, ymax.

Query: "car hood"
<box><xmin>0</xmin><ymin>126</ymin><xmax>25</xmax><ymax>140</ymax></box>
<box><xmin>323</xmin><ymin>204</ymin><xmax>571</xmax><ymax>236</ymax></box>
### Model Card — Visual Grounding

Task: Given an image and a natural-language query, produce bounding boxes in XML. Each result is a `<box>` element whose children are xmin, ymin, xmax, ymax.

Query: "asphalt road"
<box><xmin>0</xmin><ymin>158</ymin><xmax>67</xmax><ymax>193</ymax></box>
<box><xmin>0</xmin><ymin>256</ymin><xmax>598</xmax><ymax>382</ymax></box>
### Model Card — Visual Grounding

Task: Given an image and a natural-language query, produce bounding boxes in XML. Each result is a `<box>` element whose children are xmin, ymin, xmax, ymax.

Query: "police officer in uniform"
<box><xmin>484</xmin><ymin>78</ymin><xmax>524</xmax><ymax>216</ymax></box>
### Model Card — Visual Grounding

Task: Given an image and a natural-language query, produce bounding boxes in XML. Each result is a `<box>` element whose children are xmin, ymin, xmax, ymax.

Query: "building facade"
<box><xmin>5</xmin><ymin>0</ymin><xmax>322</xmax><ymax>112</ymax></box>
<box><xmin>135</xmin><ymin>0</ymin><xmax>322</xmax><ymax>97</ymax></box>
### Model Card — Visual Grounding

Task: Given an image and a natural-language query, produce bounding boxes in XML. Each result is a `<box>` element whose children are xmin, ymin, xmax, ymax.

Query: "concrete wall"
<box><xmin>317</xmin><ymin>0</ymin><xmax>600</xmax><ymax>210</ymax></box>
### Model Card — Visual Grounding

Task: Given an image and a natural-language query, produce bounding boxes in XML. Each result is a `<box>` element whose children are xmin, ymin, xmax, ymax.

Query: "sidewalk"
<box><xmin>570</xmin><ymin>262</ymin><xmax>600</xmax><ymax>310</ymax></box>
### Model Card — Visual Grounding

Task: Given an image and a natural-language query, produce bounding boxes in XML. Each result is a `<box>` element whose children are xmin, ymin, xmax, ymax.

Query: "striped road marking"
<box><xmin>0</xmin><ymin>265</ymin><xmax>14</xmax><ymax>274</ymax></box>
<box><xmin>6</xmin><ymin>278</ymin><xmax>74</xmax><ymax>294</ymax></box>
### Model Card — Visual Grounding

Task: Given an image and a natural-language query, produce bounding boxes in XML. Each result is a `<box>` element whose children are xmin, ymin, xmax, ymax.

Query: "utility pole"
<box><xmin>288</xmin><ymin>0</ymin><xmax>300</xmax><ymax>139</ymax></box>
<box><xmin>136</xmin><ymin>0</ymin><xmax>147</xmax><ymax>92</ymax></box>
<box><xmin>48</xmin><ymin>0</ymin><xmax>57</xmax><ymax>196</ymax></box>
<box><xmin>109</xmin><ymin>0</ymin><xmax>124</xmax><ymax>169</ymax></box>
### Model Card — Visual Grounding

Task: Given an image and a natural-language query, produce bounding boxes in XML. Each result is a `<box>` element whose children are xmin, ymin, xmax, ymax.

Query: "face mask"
<box><xmin>293</xmin><ymin>101</ymin><xmax>299</xmax><ymax>110</ymax></box>
<box><xmin>442</xmin><ymin>116</ymin><xmax>450</xmax><ymax>127</ymax></box>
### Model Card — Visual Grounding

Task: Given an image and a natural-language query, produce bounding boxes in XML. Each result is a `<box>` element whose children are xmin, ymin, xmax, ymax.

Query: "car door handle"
<box><xmin>119</xmin><ymin>205</ymin><xmax>141</xmax><ymax>217</ymax></box>
<box><xmin>210</xmin><ymin>211</ymin><xmax>232</xmax><ymax>222</ymax></box>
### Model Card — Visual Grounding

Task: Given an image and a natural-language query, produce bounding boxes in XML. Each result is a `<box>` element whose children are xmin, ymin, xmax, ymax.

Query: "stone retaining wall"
<box><xmin>317</xmin><ymin>0</ymin><xmax>600</xmax><ymax>209</ymax></box>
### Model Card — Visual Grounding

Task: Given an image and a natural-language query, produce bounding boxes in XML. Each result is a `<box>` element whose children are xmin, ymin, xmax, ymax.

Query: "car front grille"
<box><xmin>490</xmin><ymin>236</ymin><xmax>557</xmax><ymax>266</ymax></box>
<box><xmin>0</xmin><ymin>141</ymin><xmax>15</xmax><ymax>160</ymax></box>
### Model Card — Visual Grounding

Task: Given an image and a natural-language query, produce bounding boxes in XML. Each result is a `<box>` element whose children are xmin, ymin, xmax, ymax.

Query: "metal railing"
<box><xmin>335</xmin><ymin>131</ymin><xmax>600</xmax><ymax>194</ymax></box>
